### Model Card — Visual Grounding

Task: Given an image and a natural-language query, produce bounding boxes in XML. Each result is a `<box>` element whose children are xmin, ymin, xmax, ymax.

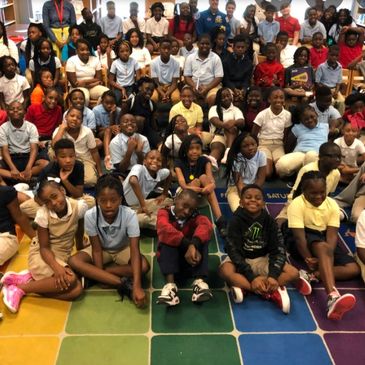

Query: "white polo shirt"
<box><xmin>110</xmin><ymin>58</ymin><xmax>140</xmax><ymax>87</ymax></box>
<box><xmin>334</xmin><ymin>136</ymin><xmax>365</xmax><ymax>168</ymax></box>
<box><xmin>208</xmin><ymin>104</ymin><xmax>244</xmax><ymax>134</ymax></box>
<box><xmin>0</xmin><ymin>74</ymin><xmax>30</xmax><ymax>105</ymax></box>
<box><xmin>66</xmin><ymin>55</ymin><xmax>101</xmax><ymax>81</ymax></box>
<box><xmin>131</xmin><ymin>47</ymin><xmax>151</xmax><ymax>69</ymax></box>
<box><xmin>145</xmin><ymin>17</ymin><xmax>169</xmax><ymax>36</ymax></box>
<box><xmin>183</xmin><ymin>51</ymin><xmax>224</xmax><ymax>86</ymax></box>
<box><xmin>356</xmin><ymin>210</ymin><xmax>365</xmax><ymax>249</ymax></box>
<box><xmin>253</xmin><ymin>107</ymin><xmax>292</xmax><ymax>140</ymax></box>
<box><xmin>123</xmin><ymin>164</ymin><xmax>170</xmax><ymax>206</ymax></box>
<box><xmin>151</xmin><ymin>56</ymin><xmax>180</xmax><ymax>84</ymax></box>
<box><xmin>122</xmin><ymin>18</ymin><xmax>146</xmax><ymax>34</ymax></box>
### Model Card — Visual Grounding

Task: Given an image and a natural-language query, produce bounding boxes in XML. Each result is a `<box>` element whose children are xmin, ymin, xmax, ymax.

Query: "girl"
<box><xmin>168</xmin><ymin>2</ymin><xmax>196</xmax><ymax>46</ymax></box>
<box><xmin>174</xmin><ymin>135</ymin><xmax>228</xmax><ymax>237</ymax></box>
<box><xmin>320</xmin><ymin>5</ymin><xmax>337</xmax><ymax>42</ymax></box>
<box><xmin>252</xmin><ymin>87</ymin><xmax>291</xmax><ymax>178</ymax></box>
<box><xmin>0</xmin><ymin>56</ymin><xmax>30</xmax><ymax>109</ymax></box>
<box><xmin>0</xmin><ymin>21</ymin><xmax>18</xmax><ymax>63</ymax></box>
<box><xmin>225</xmin><ymin>133</ymin><xmax>266</xmax><ymax>212</ymax></box>
<box><xmin>309</xmin><ymin>32</ymin><xmax>328</xmax><ymax>70</ymax></box>
<box><xmin>96</xmin><ymin>33</ymin><xmax>116</xmax><ymax>70</ymax></box>
<box><xmin>207</xmin><ymin>87</ymin><xmax>245</xmax><ymax>166</ymax></box>
<box><xmin>284</xmin><ymin>46</ymin><xmax>315</xmax><ymax>100</ymax></box>
<box><xmin>61</xmin><ymin>25</ymin><xmax>82</xmax><ymax>63</ymax></box>
<box><xmin>211</xmin><ymin>26</ymin><xmax>229</xmax><ymax>62</ymax></box>
<box><xmin>242</xmin><ymin>87</ymin><xmax>266</xmax><ymax>133</ymax></box>
<box><xmin>21</xmin><ymin>23</ymin><xmax>47</xmax><ymax>68</ymax></box>
<box><xmin>125</xmin><ymin>28</ymin><xmax>151</xmax><ymax>75</ymax></box>
<box><xmin>328</xmin><ymin>8</ymin><xmax>356</xmax><ymax>44</ymax></box>
<box><xmin>29</xmin><ymin>38</ymin><xmax>61</xmax><ymax>87</ymax></box>
<box><xmin>109</xmin><ymin>40</ymin><xmax>141</xmax><ymax>103</ymax></box>
<box><xmin>276</xmin><ymin>104</ymin><xmax>328</xmax><ymax>178</ymax></box>
<box><xmin>1</xmin><ymin>179</ymin><xmax>87</xmax><ymax>313</ymax></box>
<box><xmin>171</xmin><ymin>38</ymin><xmax>185</xmax><ymax>72</ymax></box>
<box><xmin>68</xmin><ymin>174</ymin><xmax>149</xmax><ymax>307</ymax></box>
<box><xmin>240</xmin><ymin>5</ymin><xmax>259</xmax><ymax>52</ymax></box>
<box><xmin>338</xmin><ymin>27</ymin><xmax>365</xmax><ymax>70</ymax></box>
<box><xmin>30</xmin><ymin>68</ymin><xmax>55</xmax><ymax>105</ymax></box>
<box><xmin>343</xmin><ymin>93</ymin><xmax>365</xmax><ymax>139</ymax></box>
<box><xmin>287</xmin><ymin>171</ymin><xmax>359</xmax><ymax>320</ymax></box>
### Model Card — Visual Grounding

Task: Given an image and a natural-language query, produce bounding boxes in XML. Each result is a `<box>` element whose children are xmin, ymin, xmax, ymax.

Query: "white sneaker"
<box><xmin>192</xmin><ymin>279</ymin><xmax>213</xmax><ymax>302</ymax></box>
<box><xmin>230</xmin><ymin>286</ymin><xmax>244</xmax><ymax>303</ymax></box>
<box><xmin>220</xmin><ymin>148</ymin><xmax>230</xmax><ymax>165</ymax></box>
<box><xmin>157</xmin><ymin>283</ymin><xmax>180</xmax><ymax>306</ymax></box>
<box><xmin>204</xmin><ymin>154</ymin><xmax>218</xmax><ymax>172</ymax></box>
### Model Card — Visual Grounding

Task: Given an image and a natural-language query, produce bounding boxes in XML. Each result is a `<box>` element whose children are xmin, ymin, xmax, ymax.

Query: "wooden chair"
<box><xmin>348</xmin><ymin>69</ymin><xmax>365</xmax><ymax>94</ymax></box>
<box><xmin>341</xmin><ymin>68</ymin><xmax>351</xmax><ymax>96</ymax></box>
<box><xmin>257</xmin><ymin>54</ymin><xmax>267</xmax><ymax>64</ymax></box>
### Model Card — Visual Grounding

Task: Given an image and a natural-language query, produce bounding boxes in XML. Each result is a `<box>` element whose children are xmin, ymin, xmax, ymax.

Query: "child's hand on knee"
<box><xmin>185</xmin><ymin>244</ymin><xmax>199</xmax><ymax>266</ymax></box>
<box><xmin>133</xmin><ymin>286</ymin><xmax>146</xmax><ymax>308</ymax></box>
<box><xmin>251</xmin><ymin>276</ymin><xmax>267</xmax><ymax>294</ymax></box>
<box><xmin>266</xmin><ymin>277</ymin><xmax>279</xmax><ymax>293</ymax></box>
<box><xmin>305</xmin><ymin>257</ymin><xmax>318</xmax><ymax>271</ymax></box>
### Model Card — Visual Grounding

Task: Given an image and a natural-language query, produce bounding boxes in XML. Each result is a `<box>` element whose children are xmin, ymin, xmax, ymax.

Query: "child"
<box><xmin>242</xmin><ymin>87</ymin><xmax>266</xmax><ymax>133</ymax></box>
<box><xmin>316</xmin><ymin>46</ymin><xmax>345</xmax><ymax>115</ymax></box>
<box><xmin>287</xmin><ymin>171</ymin><xmax>359</xmax><ymax>320</ymax></box>
<box><xmin>52</xmin><ymin>107</ymin><xmax>102</xmax><ymax>187</ymax></box>
<box><xmin>0</xmin><ymin>21</ymin><xmax>19</xmax><ymax>63</ymax></box>
<box><xmin>61</xmin><ymin>25</ymin><xmax>82</xmax><ymax>63</ymax></box>
<box><xmin>276</xmin><ymin>31</ymin><xmax>298</xmax><ymax>68</ymax></box>
<box><xmin>68</xmin><ymin>174</ymin><xmax>149</xmax><ymax>307</ymax></box>
<box><xmin>0</xmin><ymin>56</ymin><xmax>30</xmax><ymax>109</ymax></box>
<box><xmin>276</xmin><ymin>4</ymin><xmax>300</xmax><ymax>45</ymax></box>
<box><xmin>1</xmin><ymin>179</ymin><xmax>87</xmax><ymax>313</ymax></box>
<box><xmin>329</xmin><ymin>8</ymin><xmax>357</xmax><ymax>44</ymax></box>
<box><xmin>174</xmin><ymin>135</ymin><xmax>227</xmax><ymax>237</ymax></box>
<box><xmin>219</xmin><ymin>184</ymin><xmax>301</xmax><ymax>313</ymax></box>
<box><xmin>79</xmin><ymin>8</ymin><xmax>102</xmax><ymax>51</ymax></box>
<box><xmin>252</xmin><ymin>87</ymin><xmax>291</xmax><ymax>178</ymax></box>
<box><xmin>29</xmin><ymin>38</ymin><xmax>61</xmax><ymax>87</ymax></box>
<box><xmin>109</xmin><ymin>40</ymin><xmax>141</xmax><ymax>103</ymax></box>
<box><xmin>240</xmin><ymin>5</ymin><xmax>259</xmax><ymax>52</ymax></box>
<box><xmin>123</xmin><ymin>150</ymin><xmax>172</xmax><ymax>229</ymax></box>
<box><xmin>179</xmin><ymin>33</ymin><xmax>197</xmax><ymax>59</ymax></box>
<box><xmin>276</xmin><ymin>104</ymin><xmax>328</xmax><ymax>178</ymax></box>
<box><xmin>30</xmin><ymin>68</ymin><xmax>55</xmax><ymax>105</ymax></box>
<box><xmin>335</xmin><ymin>123</ymin><xmax>365</xmax><ymax>183</ymax></box>
<box><xmin>0</xmin><ymin>101</ymin><xmax>49</xmax><ymax>183</ymax></box>
<box><xmin>225</xmin><ymin>133</ymin><xmax>266</xmax><ymax>212</ymax></box>
<box><xmin>108</xmin><ymin>113</ymin><xmax>150</xmax><ymax>176</ymax></box>
<box><xmin>211</xmin><ymin>26</ymin><xmax>229</xmax><ymax>62</ymax></box>
<box><xmin>0</xmin><ymin>178</ymin><xmax>35</xmax><ymax>266</ymax></box>
<box><xmin>126</xmin><ymin>28</ymin><xmax>151</xmax><ymax>75</ymax></box>
<box><xmin>171</xmin><ymin>38</ymin><xmax>185</xmax><ymax>72</ymax></box>
<box><xmin>343</xmin><ymin>93</ymin><xmax>365</xmax><ymax>139</ymax></box>
<box><xmin>145</xmin><ymin>2</ymin><xmax>169</xmax><ymax>53</ymax></box>
<box><xmin>284</xmin><ymin>46</ymin><xmax>315</xmax><ymax>99</ymax></box>
<box><xmin>122</xmin><ymin>2</ymin><xmax>146</xmax><ymax>35</ymax></box>
<box><xmin>258</xmin><ymin>4</ymin><xmax>280</xmax><ymax>51</ymax></box>
<box><xmin>253</xmin><ymin>43</ymin><xmax>284</xmax><ymax>88</ymax></box>
<box><xmin>156</xmin><ymin>189</ymin><xmax>213</xmax><ymax>306</ymax></box>
<box><xmin>207</xmin><ymin>87</ymin><xmax>245</xmax><ymax>166</ymax></box>
<box><xmin>150</xmin><ymin>38</ymin><xmax>180</xmax><ymax>104</ymax></box>
<box><xmin>309</xmin><ymin>32</ymin><xmax>328</xmax><ymax>70</ymax></box>
<box><xmin>338</xmin><ymin>27</ymin><xmax>365</xmax><ymax>69</ymax></box>
<box><xmin>299</xmin><ymin>8</ymin><xmax>327</xmax><ymax>45</ymax></box>
<box><xmin>26</xmin><ymin>87</ymin><xmax>62</xmax><ymax>141</ymax></box>
<box><xmin>96</xmin><ymin>33</ymin><xmax>116</xmax><ymax>70</ymax></box>
<box><xmin>225</xmin><ymin>0</ymin><xmax>240</xmax><ymax>45</ymax></box>
<box><xmin>98</xmin><ymin>1</ymin><xmax>123</xmax><ymax>44</ymax></box>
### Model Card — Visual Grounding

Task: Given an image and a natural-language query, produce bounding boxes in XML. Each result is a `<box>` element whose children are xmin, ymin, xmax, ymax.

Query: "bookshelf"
<box><xmin>0</xmin><ymin>1</ymin><xmax>15</xmax><ymax>27</ymax></box>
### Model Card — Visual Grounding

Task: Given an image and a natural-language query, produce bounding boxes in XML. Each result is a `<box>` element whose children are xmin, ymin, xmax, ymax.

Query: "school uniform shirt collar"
<box><xmin>142</xmin><ymin>165</ymin><xmax>159</xmax><ymax>182</ymax></box>
<box><xmin>301</xmin><ymin>195</ymin><xmax>327</xmax><ymax>211</ymax></box>
<box><xmin>2</xmin><ymin>74</ymin><xmax>18</xmax><ymax>84</ymax></box>
<box><xmin>65</xmin><ymin>125</ymin><xmax>88</xmax><ymax>141</ymax></box>
<box><xmin>195</xmin><ymin>50</ymin><xmax>214</xmax><ymax>62</ymax></box>
<box><xmin>8</xmin><ymin>120</ymin><xmax>26</xmax><ymax>132</ymax></box>
<box><xmin>232</xmin><ymin>52</ymin><xmax>244</xmax><ymax>61</ymax></box>
<box><xmin>97</xmin><ymin>206</ymin><xmax>122</xmax><ymax>228</ymax></box>
<box><xmin>268</xmin><ymin>107</ymin><xmax>286</xmax><ymax>119</ymax></box>
<box><xmin>170</xmin><ymin>206</ymin><xmax>187</xmax><ymax>226</ymax></box>
<box><xmin>48</xmin><ymin>198</ymin><xmax>73</xmax><ymax>220</ymax></box>
<box><xmin>37</xmin><ymin>56</ymin><xmax>52</xmax><ymax>65</ymax></box>
<box><xmin>325</xmin><ymin>61</ymin><xmax>341</xmax><ymax>70</ymax></box>
<box><xmin>120</xmin><ymin>132</ymin><xmax>137</xmax><ymax>143</ymax></box>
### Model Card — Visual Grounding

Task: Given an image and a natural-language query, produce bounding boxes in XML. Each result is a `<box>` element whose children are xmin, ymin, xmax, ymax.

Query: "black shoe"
<box><xmin>215</xmin><ymin>216</ymin><xmax>228</xmax><ymax>238</ymax></box>
<box><xmin>117</xmin><ymin>277</ymin><xmax>133</xmax><ymax>301</ymax></box>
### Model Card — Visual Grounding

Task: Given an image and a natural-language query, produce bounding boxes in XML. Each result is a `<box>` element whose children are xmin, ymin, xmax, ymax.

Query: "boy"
<box><xmin>98</xmin><ymin>1</ymin><xmax>123</xmax><ymax>44</ymax></box>
<box><xmin>219</xmin><ymin>184</ymin><xmax>302</xmax><ymax>313</ymax></box>
<box><xmin>184</xmin><ymin>33</ymin><xmax>224</xmax><ymax>107</ymax></box>
<box><xmin>123</xmin><ymin>150</ymin><xmax>172</xmax><ymax>229</ymax></box>
<box><xmin>309</xmin><ymin>32</ymin><xmax>328</xmax><ymax>70</ymax></box>
<box><xmin>122</xmin><ymin>2</ymin><xmax>146</xmax><ymax>34</ymax></box>
<box><xmin>0</xmin><ymin>101</ymin><xmax>49</xmax><ymax>183</ymax></box>
<box><xmin>79</xmin><ymin>7</ymin><xmax>102</xmax><ymax>51</ymax></box>
<box><xmin>156</xmin><ymin>189</ymin><xmax>213</xmax><ymax>306</ymax></box>
<box><xmin>276</xmin><ymin>4</ymin><xmax>300</xmax><ymax>45</ymax></box>
<box><xmin>179</xmin><ymin>33</ymin><xmax>197</xmax><ymax>59</ymax></box>
<box><xmin>225</xmin><ymin>0</ymin><xmax>240</xmax><ymax>44</ymax></box>
<box><xmin>253</xmin><ymin>43</ymin><xmax>284</xmax><ymax>88</ymax></box>
<box><xmin>258</xmin><ymin>4</ymin><xmax>280</xmax><ymax>50</ymax></box>
<box><xmin>276</xmin><ymin>31</ymin><xmax>297</xmax><ymax>68</ymax></box>
<box><xmin>109</xmin><ymin>114</ymin><xmax>150</xmax><ymax>176</ymax></box>
<box><xmin>315</xmin><ymin>46</ymin><xmax>345</xmax><ymax>115</ymax></box>
<box><xmin>299</xmin><ymin>7</ymin><xmax>326</xmax><ymax>45</ymax></box>
<box><xmin>150</xmin><ymin>38</ymin><xmax>180</xmax><ymax>104</ymax></box>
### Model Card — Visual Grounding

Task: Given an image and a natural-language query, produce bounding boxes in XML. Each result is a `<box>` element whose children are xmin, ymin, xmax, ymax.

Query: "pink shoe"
<box><xmin>2</xmin><ymin>285</ymin><xmax>25</xmax><ymax>313</ymax></box>
<box><xmin>1</xmin><ymin>270</ymin><xmax>32</xmax><ymax>287</ymax></box>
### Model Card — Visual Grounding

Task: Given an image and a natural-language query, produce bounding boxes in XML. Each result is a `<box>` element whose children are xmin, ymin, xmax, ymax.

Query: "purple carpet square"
<box><xmin>325</xmin><ymin>333</ymin><xmax>365</xmax><ymax>365</ymax></box>
<box><xmin>266</xmin><ymin>203</ymin><xmax>284</xmax><ymax>218</ymax></box>
<box><xmin>308</xmin><ymin>289</ymin><xmax>365</xmax><ymax>331</ymax></box>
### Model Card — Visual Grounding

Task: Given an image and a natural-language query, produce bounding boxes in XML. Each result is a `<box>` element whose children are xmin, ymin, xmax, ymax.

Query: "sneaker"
<box><xmin>117</xmin><ymin>277</ymin><xmax>133</xmax><ymax>301</ymax></box>
<box><xmin>220</xmin><ymin>148</ymin><xmax>230</xmax><ymax>165</ymax></box>
<box><xmin>204</xmin><ymin>154</ymin><xmax>219</xmax><ymax>172</ymax></box>
<box><xmin>230</xmin><ymin>286</ymin><xmax>245</xmax><ymax>303</ymax></box>
<box><xmin>1</xmin><ymin>270</ymin><xmax>33</xmax><ymax>287</ymax></box>
<box><xmin>192</xmin><ymin>279</ymin><xmax>213</xmax><ymax>302</ymax></box>
<box><xmin>2</xmin><ymin>285</ymin><xmax>25</xmax><ymax>313</ymax></box>
<box><xmin>268</xmin><ymin>286</ymin><xmax>290</xmax><ymax>314</ymax></box>
<box><xmin>296</xmin><ymin>270</ymin><xmax>314</xmax><ymax>296</ymax></box>
<box><xmin>157</xmin><ymin>283</ymin><xmax>180</xmax><ymax>306</ymax></box>
<box><xmin>215</xmin><ymin>216</ymin><xmax>228</xmax><ymax>238</ymax></box>
<box><xmin>327</xmin><ymin>293</ymin><xmax>356</xmax><ymax>320</ymax></box>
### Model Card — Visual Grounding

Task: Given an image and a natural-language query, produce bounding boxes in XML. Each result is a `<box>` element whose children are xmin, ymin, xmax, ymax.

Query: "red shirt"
<box><xmin>276</xmin><ymin>16</ymin><xmax>300</xmax><ymax>38</ymax></box>
<box><xmin>168</xmin><ymin>18</ymin><xmax>195</xmax><ymax>41</ymax></box>
<box><xmin>253</xmin><ymin>61</ymin><xmax>285</xmax><ymax>88</ymax></box>
<box><xmin>339</xmin><ymin>43</ymin><xmax>362</xmax><ymax>69</ymax></box>
<box><xmin>0</xmin><ymin>110</ymin><xmax>7</xmax><ymax>126</ymax></box>
<box><xmin>25</xmin><ymin>103</ymin><xmax>62</xmax><ymax>138</ymax></box>
<box><xmin>310</xmin><ymin>46</ymin><xmax>329</xmax><ymax>69</ymax></box>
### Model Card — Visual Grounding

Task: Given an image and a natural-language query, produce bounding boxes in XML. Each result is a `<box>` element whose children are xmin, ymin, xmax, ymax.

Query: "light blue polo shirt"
<box><xmin>151</xmin><ymin>56</ymin><xmax>180</xmax><ymax>84</ymax></box>
<box><xmin>315</xmin><ymin>61</ymin><xmax>342</xmax><ymax>88</ymax></box>
<box><xmin>258</xmin><ymin>20</ymin><xmax>280</xmax><ymax>43</ymax></box>
<box><xmin>84</xmin><ymin>205</ymin><xmax>140</xmax><ymax>251</ymax></box>
<box><xmin>110</xmin><ymin>58</ymin><xmax>140</xmax><ymax>87</ymax></box>
<box><xmin>93</xmin><ymin>104</ymin><xmax>122</xmax><ymax>128</ymax></box>
<box><xmin>292</xmin><ymin>122</ymin><xmax>329</xmax><ymax>153</ymax></box>
<box><xmin>310</xmin><ymin>102</ymin><xmax>341</xmax><ymax>125</ymax></box>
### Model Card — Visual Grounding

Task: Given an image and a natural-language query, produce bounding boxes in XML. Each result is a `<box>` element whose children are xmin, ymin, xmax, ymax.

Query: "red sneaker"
<box><xmin>327</xmin><ymin>293</ymin><xmax>356</xmax><ymax>320</ymax></box>
<box><xmin>269</xmin><ymin>286</ymin><xmax>290</xmax><ymax>314</ymax></box>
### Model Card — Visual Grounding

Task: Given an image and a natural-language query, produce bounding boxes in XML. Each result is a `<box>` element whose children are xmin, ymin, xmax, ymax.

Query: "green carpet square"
<box><xmin>151</xmin><ymin>335</ymin><xmax>241</xmax><ymax>365</ymax></box>
<box><xmin>66</xmin><ymin>291</ymin><xmax>150</xmax><ymax>334</ymax></box>
<box><xmin>152</xmin><ymin>254</ymin><xmax>224</xmax><ymax>289</ymax></box>
<box><xmin>57</xmin><ymin>336</ymin><xmax>148</xmax><ymax>365</ymax></box>
<box><xmin>140</xmin><ymin>236</ymin><xmax>154</xmax><ymax>254</ymax></box>
<box><xmin>152</xmin><ymin>290</ymin><xmax>233</xmax><ymax>333</ymax></box>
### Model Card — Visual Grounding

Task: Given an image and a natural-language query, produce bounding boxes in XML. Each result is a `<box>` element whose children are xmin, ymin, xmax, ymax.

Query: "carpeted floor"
<box><xmin>0</xmin><ymin>188</ymin><xmax>364</xmax><ymax>365</ymax></box>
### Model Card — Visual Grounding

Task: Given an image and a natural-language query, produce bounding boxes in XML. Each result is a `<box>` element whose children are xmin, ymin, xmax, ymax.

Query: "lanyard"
<box><xmin>54</xmin><ymin>0</ymin><xmax>64</xmax><ymax>25</ymax></box>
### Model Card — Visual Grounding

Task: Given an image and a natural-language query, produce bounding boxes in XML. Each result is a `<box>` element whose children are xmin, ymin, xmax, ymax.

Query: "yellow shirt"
<box><xmin>169</xmin><ymin>101</ymin><xmax>203</xmax><ymax>128</ymax></box>
<box><xmin>287</xmin><ymin>195</ymin><xmax>340</xmax><ymax>231</ymax></box>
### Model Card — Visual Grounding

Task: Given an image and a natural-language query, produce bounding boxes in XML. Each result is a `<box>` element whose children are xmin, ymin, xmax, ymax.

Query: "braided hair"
<box><xmin>292</xmin><ymin>170</ymin><xmax>326</xmax><ymax>200</ymax></box>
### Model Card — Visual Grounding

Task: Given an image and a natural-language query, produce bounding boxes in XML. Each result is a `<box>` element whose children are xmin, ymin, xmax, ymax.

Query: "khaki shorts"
<box><xmin>200</xmin><ymin>132</ymin><xmax>227</xmax><ymax>148</ymax></box>
<box><xmin>258</xmin><ymin>138</ymin><xmax>284</xmax><ymax>163</ymax></box>
<box><xmin>81</xmin><ymin>245</ymin><xmax>131</xmax><ymax>266</ymax></box>
<box><xmin>222</xmin><ymin>255</ymin><xmax>269</xmax><ymax>277</ymax></box>
<box><xmin>0</xmin><ymin>233</ymin><xmax>18</xmax><ymax>266</ymax></box>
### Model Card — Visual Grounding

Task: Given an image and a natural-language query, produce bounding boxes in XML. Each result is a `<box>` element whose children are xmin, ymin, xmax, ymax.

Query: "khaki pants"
<box><xmin>276</xmin><ymin>151</ymin><xmax>318</xmax><ymax>177</ymax></box>
<box><xmin>331</xmin><ymin>89</ymin><xmax>345</xmax><ymax>116</ymax></box>
<box><xmin>83</xmin><ymin>159</ymin><xmax>98</xmax><ymax>187</ymax></box>
<box><xmin>81</xmin><ymin>245</ymin><xmax>131</xmax><ymax>265</ymax></box>
<box><xmin>226</xmin><ymin>185</ymin><xmax>240</xmax><ymax>213</ymax></box>
<box><xmin>71</xmin><ymin>85</ymin><xmax>109</xmax><ymax>107</ymax></box>
<box><xmin>258</xmin><ymin>138</ymin><xmax>284</xmax><ymax>163</ymax></box>
<box><xmin>0</xmin><ymin>233</ymin><xmax>18</xmax><ymax>265</ymax></box>
<box><xmin>151</xmin><ymin>84</ymin><xmax>180</xmax><ymax>104</ymax></box>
